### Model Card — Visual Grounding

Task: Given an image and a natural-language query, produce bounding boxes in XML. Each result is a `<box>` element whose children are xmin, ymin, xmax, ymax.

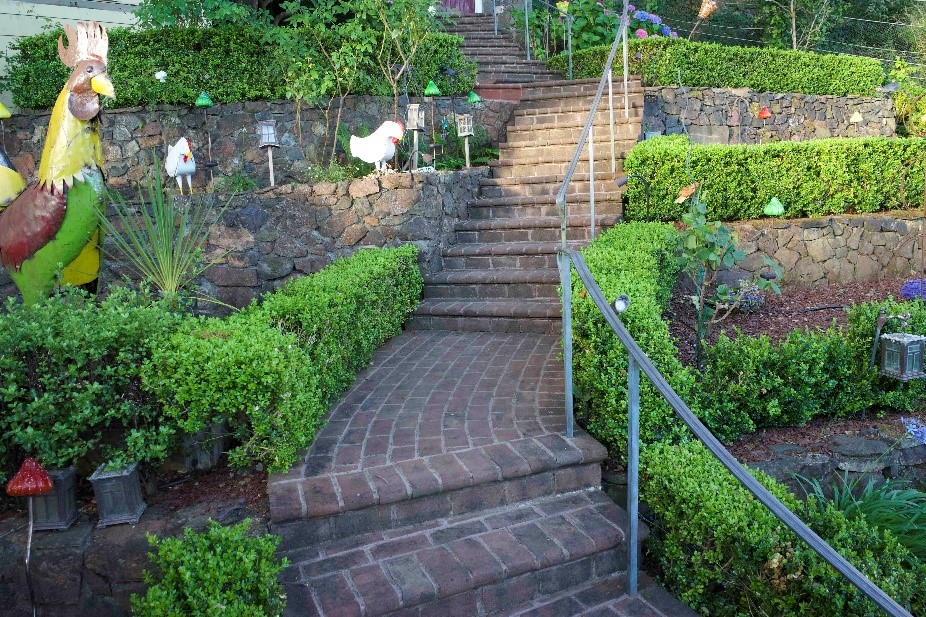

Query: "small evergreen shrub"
<box><xmin>132</xmin><ymin>520</ymin><xmax>288</xmax><ymax>617</ymax></box>
<box><xmin>0</xmin><ymin>288</ymin><xmax>186</xmax><ymax>481</ymax></box>
<box><xmin>642</xmin><ymin>440</ymin><xmax>922</xmax><ymax>616</ymax></box>
<box><xmin>551</xmin><ymin>37</ymin><xmax>885</xmax><ymax>96</ymax></box>
<box><xmin>623</xmin><ymin>135</ymin><xmax>926</xmax><ymax>222</ymax></box>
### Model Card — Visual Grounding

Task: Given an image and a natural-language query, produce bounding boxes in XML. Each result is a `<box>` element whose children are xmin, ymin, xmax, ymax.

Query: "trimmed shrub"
<box><xmin>623</xmin><ymin>135</ymin><xmax>926</xmax><ymax>222</ymax></box>
<box><xmin>570</xmin><ymin>222</ymin><xmax>695</xmax><ymax>455</ymax></box>
<box><xmin>244</xmin><ymin>245</ymin><xmax>423</xmax><ymax>410</ymax></box>
<box><xmin>132</xmin><ymin>520</ymin><xmax>288</xmax><ymax>617</ymax></box>
<box><xmin>7</xmin><ymin>26</ymin><xmax>475</xmax><ymax>109</ymax></box>
<box><xmin>642</xmin><ymin>440</ymin><xmax>922</xmax><ymax>616</ymax></box>
<box><xmin>0</xmin><ymin>288</ymin><xmax>186</xmax><ymax>481</ymax></box>
<box><xmin>144</xmin><ymin>246</ymin><xmax>422</xmax><ymax>472</ymax></box>
<box><xmin>697</xmin><ymin>328</ymin><xmax>872</xmax><ymax>442</ymax></box>
<box><xmin>551</xmin><ymin>37</ymin><xmax>885</xmax><ymax>96</ymax></box>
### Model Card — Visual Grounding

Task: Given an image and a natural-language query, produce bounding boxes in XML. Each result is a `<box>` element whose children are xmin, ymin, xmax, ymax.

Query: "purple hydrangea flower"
<box><xmin>901</xmin><ymin>279</ymin><xmax>926</xmax><ymax>301</ymax></box>
<box><xmin>633</xmin><ymin>10</ymin><xmax>649</xmax><ymax>20</ymax></box>
<box><xmin>902</xmin><ymin>417</ymin><xmax>926</xmax><ymax>445</ymax></box>
<box><xmin>648</xmin><ymin>14</ymin><xmax>662</xmax><ymax>24</ymax></box>
<box><xmin>670</xmin><ymin>31</ymin><xmax>678</xmax><ymax>37</ymax></box>
<box><xmin>627</xmin><ymin>4</ymin><xmax>636</xmax><ymax>11</ymax></box>
<box><xmin>660</xmin><ymin>24</ymin><xmax>672</xmax><ymax>36</ymax></box>
<box><xmin>635</xmin><ymin>28</ymin><xmax>648</xmax><ymax>38</ymax></box>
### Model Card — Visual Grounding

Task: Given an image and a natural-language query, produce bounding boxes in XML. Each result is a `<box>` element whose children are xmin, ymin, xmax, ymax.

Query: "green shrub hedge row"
<box><xmin>550</xmin><ymin>37</ymin><xmax>885</xmax><ymax>96</ymax></box>
<box><xmin>6</xmin><ymin>26</ymin><xmax>475</xmax><ymax>109</ymax></box>
<box><xmin>0</xmin><ymin>246</ymin><xmax>422</xmax><ymax>478</ymax></box>
<box><xmin>623</xmin><ymin>135</ymin><xmax>926</xmax><ymax>222</ymax></box>
<box><xmin>145</xmin><ymin>245</ymin><xmax>422</xmax><ymax>472</ymax></box>
<box><xmin>570</xmin><ymin>222</ymin><xmax>694</xmax><ymax>454</ymax></box>
<box><xmin>643</xmin><ymin>440</ymin><xmax>925</xmax><ymax>616</ymax></box>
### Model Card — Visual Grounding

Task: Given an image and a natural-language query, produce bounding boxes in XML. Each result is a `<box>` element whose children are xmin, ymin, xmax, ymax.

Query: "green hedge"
<box><xmin>570</xmin><ymin>222</ymin><xmax>695</xmax><ymax>454</ymax></box>
<box><xmin>643</xmin><ymin>440</ymin><xmax>924</xmax><ymax>616</ymax></box>
<box><xmin>145</xmin><ymin>246</ymin><xmax>422</xmax><ymax>472</ymax></box>
<box><xmin>0</xmin><ymin>288</ymin><xmax>186</xmax><ymax>481</ymax></box>
<box><xmin>550</xmin><ymin>37</ymin><xmax>885</xmax><ymax>96</ymax></box>
<box><xmin>623</xmin><ymin>135</ymin><xmax>926</xmax><ymax>222</ymax></box>
<box><xmin>7</xmin><ymin>27</ymin><xmax>475</xmax><ymax>109</ymax></box>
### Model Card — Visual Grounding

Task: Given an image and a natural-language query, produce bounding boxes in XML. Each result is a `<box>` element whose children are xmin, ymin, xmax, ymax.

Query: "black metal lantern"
<box><xmin>880</xmin><ymin>332</ymin><xmax>926</xmax><ymax>381</ymax></box>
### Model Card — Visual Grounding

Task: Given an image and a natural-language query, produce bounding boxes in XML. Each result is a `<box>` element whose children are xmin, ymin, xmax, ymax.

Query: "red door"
<box><xmin>442</xmin><ymin>0</ymin><xmax>476</xmax><ymax>13</ymax></box>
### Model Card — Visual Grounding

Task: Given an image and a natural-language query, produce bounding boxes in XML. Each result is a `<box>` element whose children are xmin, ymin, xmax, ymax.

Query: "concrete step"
<box><xmin>409</xmin><ymin>298</ymin><xmax>562</xmax><ymax>333</ymax></box>
<box><xmin>511</xmin><ymin>105</ymin><xmax>643</xmax><ymax>127</ymax></box>
<box><xmin>454</xmin><ymin>214</ymin><xmax>619</xmax><ymax>244</ymax></box>
<box><xmin>500</xmin><ymin>139</ymin><xmax>638</xmax><ymax>164</ymax></box>
<box><xmin>504</xmin><ymin>120</ymin><xmax>642</xmax><ymax>145</ymax></box>
<box><xmin>270</xmin><ymin>432</ymin><xmax>607</xmax><ymax>546</ymax></box>
<box><xmin>490</xmin><ymin>158</ymin><xmax>625</xmax><ymax>179</ymax></box>
<box><xmin>478</xmin><ymin>172</ymin><xmax>621</xmax><ymax>198</ymax></box>
<box><xmin>466</xmin><ymin>194</ymin><xmax>623</xmax><ymax>220</ymax></box>
<box><xmin>515</xmin><ymin>92</ymin><xmax>645</xmax><ymax>115</ymax></box>
<box><xmin>422</xmin><ymin>268</ymin><xmax>560</xmax><ymax>300</ymax></box>
<box><xmin>479</xmin><ymin>72</ymin><xmax>563</xmax><ymax>85</ymax></box>
<box><xmin>281</xmin><ymin>490</ymin><xmax>630</xmax><ymax>617</ymax></box>
<box><xmin>518</xmin><ymin>78</ymin><xmax>643</xmax><ymax>102</ymax></box>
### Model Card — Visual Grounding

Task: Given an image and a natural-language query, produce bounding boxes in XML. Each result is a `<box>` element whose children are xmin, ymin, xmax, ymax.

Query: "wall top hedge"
<box><xmin>623</xmin><ymin>135</ymin><xmax>926</xmax><ymax>222</ymax></box>
<box><xmin>551</xmin><ymin>37</ymin><xmax>886</xmax><ymax>96</ymax></box>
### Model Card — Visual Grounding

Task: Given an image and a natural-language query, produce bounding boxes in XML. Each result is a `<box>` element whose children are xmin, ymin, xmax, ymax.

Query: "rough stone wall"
<box><xmin>4</xmin><ymin>96</ymin><xmax>515</xmax><ymax>192</ymax></box>
<box><xmin>731</xmin><ymin>213</ymin><xmax>922</xmax><ymax>286</ymax></box>
<box><xmin>0</xmin><ymin>169</ymin><xmax>487</xmax><ymax>310</ymax></box>
<box><xmin>644</xmin><ymin>87</ymin><xmax>896</xmax><ymax>145</ymax></box>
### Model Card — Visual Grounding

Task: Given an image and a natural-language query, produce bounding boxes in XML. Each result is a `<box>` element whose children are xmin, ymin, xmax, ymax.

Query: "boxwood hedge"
<box><xmin>550</xmin><ymin>37</ymin><xmax>885</xmax><ymax>96</ymax></box>
<box><xmin>623</xmin><ymin>135</ymin><xmax>926</xmax><ymax>222</ymax></box>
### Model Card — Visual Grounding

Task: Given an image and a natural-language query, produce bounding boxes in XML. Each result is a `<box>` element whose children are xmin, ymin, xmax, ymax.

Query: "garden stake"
<box><xmin>6</xmin><ymin>458</ymin><xmax>54</xmax><ymax>617</ymax></box>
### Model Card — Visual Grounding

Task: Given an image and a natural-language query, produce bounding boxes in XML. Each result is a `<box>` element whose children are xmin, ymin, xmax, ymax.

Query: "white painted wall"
<box><xmin>0</xmin><ymin>0</ymin><xmax>139</xmax><ymax>108</ymax></box>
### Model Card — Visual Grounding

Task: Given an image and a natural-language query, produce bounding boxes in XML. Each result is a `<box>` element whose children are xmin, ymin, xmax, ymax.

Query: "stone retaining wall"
<box><xmin>4</xmin><ymin>96</ymin><xmax>515</xmax><ymax>192</ymax></box>
<box><xmin>731</xmin><ymin>213</ymin><xmax>923</xmax><ymax>286</ymax></box>
<box><xmin>0</xmin><ymin>169</ymin><xmax>488</xmax><ymax>310</ymax></box>
<box><xmin>644</xmin><ymin>87</ymin><xmax>896</xmax><ymax>145</ymax></box>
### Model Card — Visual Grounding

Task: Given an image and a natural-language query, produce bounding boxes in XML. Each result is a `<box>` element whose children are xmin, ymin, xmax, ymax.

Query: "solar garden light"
<box><xmin>455</xmin><ymin>114</ymin><xmax>474</xmax><ymax>168</ymax></box>
<box><xmin>869</xmin><ymin>309</ymin><xmax>926</xmax><ymax>381</ymax></box>
<box><xmin>257</xmin><ymin>120</ymin><xmax>279</xmax><ymax>187</ymax></box>
<box><xmin>407</xmin><ymin>104</ymin><xmax>426</xmax><ymax>171</ymax></box>
<box><xmin>613</xmin><ymin>294</ymin><xmax>630</xmax><ymax>314</ymax></box>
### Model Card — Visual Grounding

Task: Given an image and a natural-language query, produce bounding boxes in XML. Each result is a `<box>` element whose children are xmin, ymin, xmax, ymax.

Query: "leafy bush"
<box><xmin>144</xmin><ymin>246</ymin><xmax>422</xmax><ymax>471</ymax></box>
<box><xmin>0</xmin><ymin>288</ymin><xmax>186</xmax><ymax>480</ymax></box>
<box><xmin>245</xmin><ymin>245</ymin><xmax>423</xmax><ymax>410</ymax></box>
<box><xmin>132</xmin><ymin>520</ymin><xmax>287</xmax><ymax>617</ymax></box>
<box><xmin>7</xmin><ymin>25</ymin><xmax>475</xmax><ymax>109</ymax></box>
<box><xmin>570</xmin><ymin>222</ymin><xmax>694</xmax><ymax>455</ymax></box>
<box><xmin>622</xmin><ymin>135</ymin><xmax>926</xmax><ymax>222</ymax></box>
<box><xmin>642</xmin><ymin>440</ymin><xmax>922</xmax><ymax>616</ymax></box>
<box><xmin>698</xmin><ymin>328</ymin><xmax>871</xmax><ymax>442</ymax></box>
<box><xmin>551</xmin><ymin>37</ymin><xmax>885</xmax><ymax>96</ymax></box>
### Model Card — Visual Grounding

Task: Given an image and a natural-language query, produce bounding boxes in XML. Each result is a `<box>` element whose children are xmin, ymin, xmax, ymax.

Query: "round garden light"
<box><xmin>7</xmin><ymin>458</ymin><xmax>54</xmax><ymax>617</ymax></box>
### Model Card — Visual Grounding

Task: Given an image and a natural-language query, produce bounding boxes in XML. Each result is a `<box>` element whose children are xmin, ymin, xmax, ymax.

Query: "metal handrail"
<box><xmin>555</xmin><ymin>2</ymin><xmax>629</xmax><ymax>247</ymax></box>
<box><xmin>521</xmin><ymin>0</ymin><xmax>573</xmax><ymax>79</ymax></box>
<box><xmin>556</xmin><ymin>247</ymin><xmax>913</xmax><ymax>616</ymax></box>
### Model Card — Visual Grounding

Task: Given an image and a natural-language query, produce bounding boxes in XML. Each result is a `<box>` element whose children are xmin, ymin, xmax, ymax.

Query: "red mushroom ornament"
<box><xmin>758</xmin><ymin>106</ymin><xmax>772</xmax><ymax>120</ymax></box>
<box><xmin>7</xmin><ymin>458</ymin><xmax>53</xmax><ymax>617</ymax></box>
<box><xmin>6</xmin><ymin>458</ymin><xmax>53</xmax><ymax>497</ymax></box>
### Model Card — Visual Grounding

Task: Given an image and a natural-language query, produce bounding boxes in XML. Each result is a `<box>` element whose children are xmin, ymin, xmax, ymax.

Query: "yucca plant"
<box><xmin>798</xmin><ymin>472</ymin><xmax>926</xmax><ymax>567</ymax></box>
<box><xmin>99</xmin><ymin>163</ymin><xmax>230</xmax><ymax>308</ymax></box>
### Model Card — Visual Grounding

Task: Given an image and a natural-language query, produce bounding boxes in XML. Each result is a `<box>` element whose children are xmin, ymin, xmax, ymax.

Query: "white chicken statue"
<box><xmin>350</xmin><ymin>121</ymin><xmax>405</xmax><ymax>172</ymax></box>
<box><xmin>165</xmin><ymin>137</ymin><xmax>196</xmax><ymax>194</ymax></box>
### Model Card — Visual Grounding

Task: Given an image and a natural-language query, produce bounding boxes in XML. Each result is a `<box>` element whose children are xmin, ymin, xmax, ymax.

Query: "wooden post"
<box><xmin>464</xmin><ymin>135</ymin><xmax>471</xmax><ymax>168</ymax></box>
<box><xmin>268</xmin><ymin>147</ymin><xmax>275</xmax><ymax>187</ymax></box>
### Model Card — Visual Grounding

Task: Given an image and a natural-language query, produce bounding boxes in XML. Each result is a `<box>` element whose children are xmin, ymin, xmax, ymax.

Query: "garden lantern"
<box><xmin>257</xmin><ymin>120</ymin><xmax>279</xmax><ymax>187</ymax></box>
<box><xmin>455</xmin><ymin>114</ymin><xmax>474</xmax><ymax>168</ymax></box>
<box><xmin>7</xmin><ymin>458</ymin><xmax>53</xmax><ymax>617</ymax></box>
<box><xmin>407</xmin><ymin>104</ymin><xmax>425</xmax><ymax>170</ymax></box>
<box><xmin>89</xmin><ymin>461</ymin><xmax>147</xmax><ymax>527</ymax></box>
<box><xmin>880</xmin><ymin>332</ymin><xmax>926</xmax><ymax>381</ymax></box>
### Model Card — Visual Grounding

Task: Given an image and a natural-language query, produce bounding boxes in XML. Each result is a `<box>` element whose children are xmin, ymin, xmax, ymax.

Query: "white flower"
<box><xmin>155</xmin><ymin>70</ymin><xmax>167</xmax><ymax>83</ymax></box>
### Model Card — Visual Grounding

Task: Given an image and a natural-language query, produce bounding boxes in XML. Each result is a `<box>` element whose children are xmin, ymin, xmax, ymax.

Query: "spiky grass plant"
<box><xmin>100</xmin><ymin>164</ymin><xmax>229</xmax><ymax>308</ymax></box>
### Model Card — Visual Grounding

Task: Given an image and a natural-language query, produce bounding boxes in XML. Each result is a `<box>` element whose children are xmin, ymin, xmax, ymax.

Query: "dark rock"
<box><xmin>237</xmin><ymin>206</ymin><xmax>270</xmax><ymax>232</ymax></box>
<box><xmin>829</xmin><ymin>435</ymin><xmax>889</xmax><ymax>457</ymax></box>
<box><xmin>257</xmin><ymin>257</ymin><xmax>295</xmax><ymax>280</ymax></box>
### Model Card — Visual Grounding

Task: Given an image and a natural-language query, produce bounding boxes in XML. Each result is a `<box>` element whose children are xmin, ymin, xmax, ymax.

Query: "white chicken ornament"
<box><xmin>165</xmin><ymin>137</ymin><xmax>196</xmax><ymax>194</ymax></box>
<box><xmin>350</xmin><ymin>121</ymin><xmax>405</xmax><ymax>172</ymax></box>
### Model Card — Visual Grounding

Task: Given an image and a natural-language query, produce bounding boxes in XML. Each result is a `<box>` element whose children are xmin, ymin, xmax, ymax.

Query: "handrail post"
<box><xmin>627</xmin><ymin>355</ymin><xmax>640</xmax><ymax>597</ymax></box>
<box><xmin>524</xmin><ymin>0</ymin><xmax>531</xmax><ymax>61</ymax></box>
<box><xmin>567</xmin><ymin>16</ymin><xmax>573</xmax><ymax>80</ymax></box>
<box><xmin>493</xmin><ymin>0</ymin><xmax>498</xmax><ymax>35</ymax></box>
<box><xmin>558</xmin><ymin>252</ymin><xmax>574</xmax><ymax>439</ymax></box>
<box><xmin>608</xmin><ymin>68</ymin><xmax>615</xmax><ymax>174</ymax></box>
<box><xmin>589</xmin><ymin>125</ymin><xmax>595</xmax><ymax>240</ymax></box>
<box><xmin>622</xmin><ymin>1</ymin><xmax>629</xmax><ymax>118</ymax></box>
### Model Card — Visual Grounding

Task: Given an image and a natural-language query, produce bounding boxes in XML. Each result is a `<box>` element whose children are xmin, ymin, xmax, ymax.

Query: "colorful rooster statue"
<box><xmin>165</xmin><ymin>137</ymin><xmax>196</xmax><ymax>194</ymax></box>
<box><xmin>0</xmin><ymin>21</ymin><xmax>114</xmax><ymax>305</ymax></box>
<box><xmin>350</xmin><ymin>121</ymin><xmax>405</xmax><ymax>172</ymax></box>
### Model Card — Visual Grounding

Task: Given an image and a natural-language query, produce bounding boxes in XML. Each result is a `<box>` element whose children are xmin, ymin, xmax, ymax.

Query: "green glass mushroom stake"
<box><xmin>195</xmin><ymin>92</ymin><xmax>215</xmax><ymax>189</ymax></box>
<box><xmin>424</xmin><ymin>81</ymin><xmax>441</xmax><ymax>164</ymax></box>
<box><xmin>7</xmin><ymin>458</ymin><xmax>53</xmax><ymax>617</ymax></box>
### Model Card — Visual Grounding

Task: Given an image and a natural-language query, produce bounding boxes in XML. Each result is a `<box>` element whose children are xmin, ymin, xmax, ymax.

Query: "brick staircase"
<box><xmin>409</xmin><ymin>76</ymin><xmax>644</xmax><ymax>333</ymax></box>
